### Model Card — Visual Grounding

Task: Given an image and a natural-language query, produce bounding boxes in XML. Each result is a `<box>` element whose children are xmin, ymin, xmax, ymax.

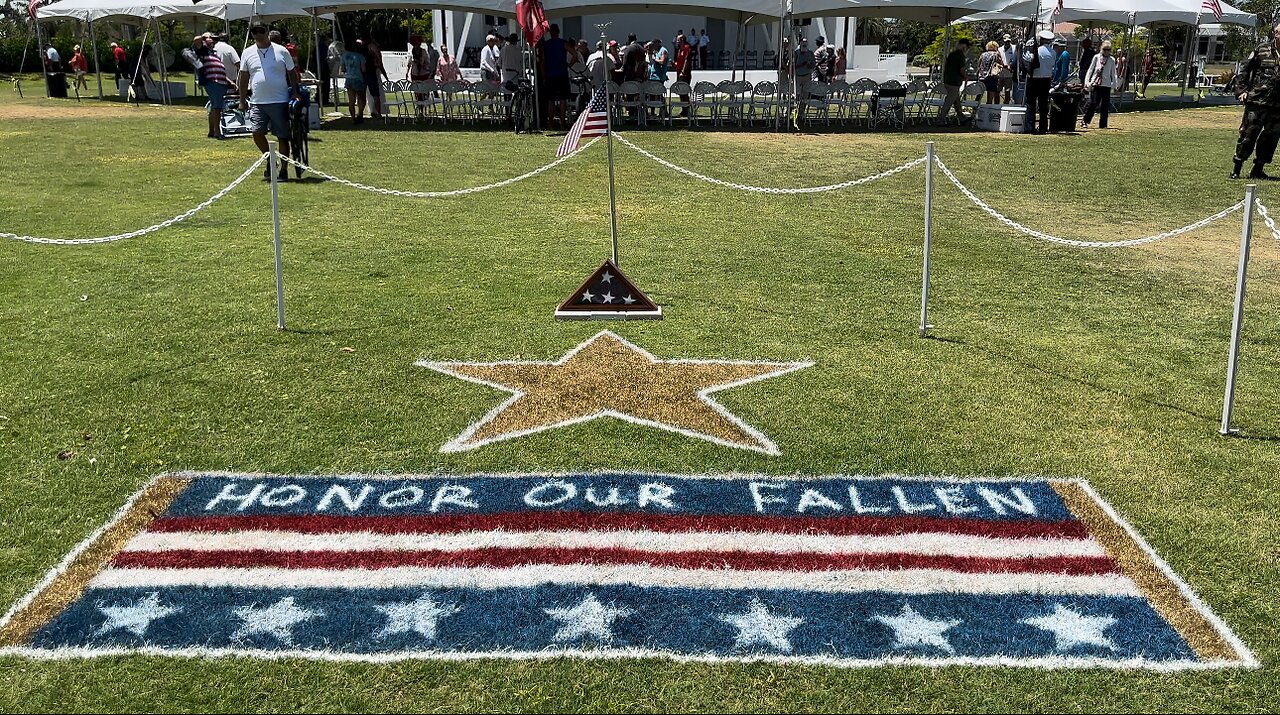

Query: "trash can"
<box><xmin>45</xmin><ymin>72</ymin><xmax>67</xmax><ymax>98</ymax></box>
<box><xmin>1049</xmin><ymin>91</ymin><xmax>1082</xmax><ymax>132</ymax></box>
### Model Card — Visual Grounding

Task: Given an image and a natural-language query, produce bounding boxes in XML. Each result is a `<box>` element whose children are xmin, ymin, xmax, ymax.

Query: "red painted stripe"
<box><xmin>112</xmin><ymin>548</ymin><xmax>1118</xmax><ymax>575</ymax></box>
<box><xmin>148</xmin><ymin>512</ymin><xmax>1090</xmax><ymax>539</ymax></box>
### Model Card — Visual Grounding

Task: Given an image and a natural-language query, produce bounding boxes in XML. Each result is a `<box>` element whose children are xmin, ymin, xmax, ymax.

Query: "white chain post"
<box><xmin>1221</xmin><ymin>184</ymin><xmax>1257</xmax><ymax>436</ymax></box>
<box><xmin>270</xmin><ymin>146</ymin><xmax>286</xmax><ymax>331</ymax></box>
<box><xmin>935</xmin><ymin>158</ymin><xmax>1246</xmax><ymax>248</ymax></box>
<box><xmin>920</xmin><ymin>142</ymin><xmax>934</xmax><ymax>338</ymax></box>
<box><xmin>0</xmin><ymin>155</ymin><xmax>269</xmax><ymax>245</ymax></box>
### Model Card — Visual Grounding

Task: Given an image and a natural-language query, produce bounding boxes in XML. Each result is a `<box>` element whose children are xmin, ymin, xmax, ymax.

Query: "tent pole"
<box><xmin>35</xmin><ymin>18</ymin><xmax>50</xmax><ymax>98</ymax></box>
<box><xmin>90</xmin><ymin>17</ymin><xmax>103</xmax><ymax>100</ymax></box>
<box><xmin>1180</xmin><ymin>18</ymin><xmax>1198</xmax><ymax>103</ymax></box>
<box><xmin>152</xmin><ymin>17</ymin><xmax>170</xmax><ymax>105</ymax></box>
<box><xmin>311</xmin><ymin>9</ymin><xmax>321</xmax><ymax>106</ymax></box>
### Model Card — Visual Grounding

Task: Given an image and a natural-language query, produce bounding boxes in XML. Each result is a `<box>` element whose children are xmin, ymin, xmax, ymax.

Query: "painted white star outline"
<box><xmin>417</xmin><ymin>330</ymin><xmax>813</xmax><ymax>455</ymax></box>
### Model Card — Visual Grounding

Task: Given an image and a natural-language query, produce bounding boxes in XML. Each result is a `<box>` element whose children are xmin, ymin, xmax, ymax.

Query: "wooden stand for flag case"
<box><xmin>555</xmin><ymin>260</ymin><xmax>662</xmax><ymax>321</ymax></box>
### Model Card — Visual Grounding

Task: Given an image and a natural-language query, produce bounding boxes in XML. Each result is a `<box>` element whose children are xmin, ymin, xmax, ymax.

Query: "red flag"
<box><xmin>516</xmin><ymin>0</ymin><xmax>550</xmax><ymax>45</ymax></box>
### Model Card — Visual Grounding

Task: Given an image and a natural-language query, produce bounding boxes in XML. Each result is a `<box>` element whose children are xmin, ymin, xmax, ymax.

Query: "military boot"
<box><xmin>1249</xmin><ymin>163</ymin><xmax>1279</xmax><ymax>180</ymax></box>
<box><xmin>1232</xmin><ymin>158</ymin><xmax>1245</xmax><ymax>179</ymax></box>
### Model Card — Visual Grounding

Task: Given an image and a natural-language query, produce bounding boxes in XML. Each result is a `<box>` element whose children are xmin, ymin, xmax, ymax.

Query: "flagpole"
<box><xmin>599</xmin><ymin>22</ymin><xmax>619</xmax><ymax>266</ymax></box>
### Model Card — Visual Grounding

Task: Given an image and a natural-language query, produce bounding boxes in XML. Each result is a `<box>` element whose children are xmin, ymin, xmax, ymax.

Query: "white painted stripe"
<box><xmin>123</xmin><ymin>530</ymin><xmax>1109</xmax><ymax>560</ymax></box>
<box><xmin>89</xmin><ymin>565</ymin><xmax>1143</xmax><ymax>596</ymax></box>
<box><xmin>0</xmin><ymin>643</ymin><xmax>1254</xmax><ymax>672</ymax></box>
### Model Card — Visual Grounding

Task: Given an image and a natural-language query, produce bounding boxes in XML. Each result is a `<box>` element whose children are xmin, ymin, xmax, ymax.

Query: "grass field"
<box><xmin>0</xmin><ymin>93</ymin><xmax>1277</xmax><ymax>712</ymax></box>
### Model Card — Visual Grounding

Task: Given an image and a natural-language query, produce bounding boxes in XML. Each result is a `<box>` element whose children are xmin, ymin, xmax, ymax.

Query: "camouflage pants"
<box><xmin>1236</xmin><ymin>105</ymin><xmax>1280</xmax><ymax>165</ymax></box>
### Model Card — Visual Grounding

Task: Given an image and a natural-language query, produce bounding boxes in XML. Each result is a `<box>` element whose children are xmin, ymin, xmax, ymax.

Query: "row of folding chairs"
<box><xmin>356</xmin><ymin>79</ymin><xmax>513</xmax><ymax>124</ymax></box>
<box><xmin>598</xmin><ymin>78</ymin><xmax>987</xmax><ymax>129</ymax></box>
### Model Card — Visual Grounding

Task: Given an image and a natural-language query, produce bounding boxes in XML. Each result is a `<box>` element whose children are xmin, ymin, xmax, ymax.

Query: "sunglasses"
<box><xmin>251</xmin><ymin>29</ymin><xmax>267</xmax><ymax>35</ymax></box>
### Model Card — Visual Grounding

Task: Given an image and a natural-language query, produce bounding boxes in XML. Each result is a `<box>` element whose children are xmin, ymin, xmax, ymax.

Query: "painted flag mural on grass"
<box><xmin>0</xmin><ymin>472</ymin><xmax>1256</xmax><ymax>669</ymax></box>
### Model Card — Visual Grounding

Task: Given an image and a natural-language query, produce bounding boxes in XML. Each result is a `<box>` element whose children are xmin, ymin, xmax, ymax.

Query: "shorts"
<box><xmin>982</xmin><ymin>76</ymin><xmax>1000</xmax><ymax>93</ymax></box>
<box><xmin>249</xmin><ymin>102</ymin><xmax>290</xmax><ymax>138</ymax></box>
<box><xmin>204</xmin><ymin>83</ymin><xmax>228</xmax><ymax>114</ymax></box>
<box><xmin>345</xmin><ymin>77</ymin><xmax>366</xmax><ymax>93</ymax></box>
<box><xmin>546</xmin><ymin>75</ymin><xmax>571</xmax><ymax>100</ymax></box>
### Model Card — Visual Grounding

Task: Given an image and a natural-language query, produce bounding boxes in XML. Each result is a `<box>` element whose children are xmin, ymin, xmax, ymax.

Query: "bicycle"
<box><xmin>506</xmin><ymin>78</ymin><xmax>536</xmax><ymax>134</ymax></box>
<box><xmin>287</xmin><ymin>87</ymin><xmax>311</xmax><ymax>179</ymax></box>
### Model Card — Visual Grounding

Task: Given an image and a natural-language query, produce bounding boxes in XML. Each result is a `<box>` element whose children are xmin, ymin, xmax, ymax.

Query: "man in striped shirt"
<box><xmin>197</xmin><ymin>35</ymin><xmax>232</xmax><ymax>140</ymax></box>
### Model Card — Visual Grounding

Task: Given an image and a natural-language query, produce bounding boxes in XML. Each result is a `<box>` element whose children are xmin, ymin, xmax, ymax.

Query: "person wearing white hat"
<box><xmin>1022</xmin><ymin>30</ymin><xmax>1055</xmax><ymax>134</ymax></box>
<box><xmin>999</xmin><ymin>34</ymin><xmax>1019</xmax><ymax>103</ymax></box>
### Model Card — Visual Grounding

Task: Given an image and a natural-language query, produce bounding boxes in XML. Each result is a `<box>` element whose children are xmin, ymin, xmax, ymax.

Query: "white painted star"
<box><xmin>95</xmin><ymin>592</ymin><xmax>181</xmax><ymax>637</ymax></box>
<box><xmin>718</xmin><ymin>598</ymin><xmax>803</xmax><ymax>653</ymax></box>
<box><xmin>601</xmin><ymin>271</ymin><xmax>614</xmax><ymax>283</ymax></box>
<box><xmin>873</xmin><ymin>604</ymin><xmax>961</xmax><ymax>654</ymax></box>
<box><xmin>622</xmin><ymin>294</ymin><xmax>636</xmax><ymax>305</ymax></box>
<box><xmin>544</xmin><ymin>593</ymin><xmax>633</xmax><ymax>642</ymax></box>
<box><xmin>232</xmin><ymin>596</ymin><xmax>323</xmax><ymax>645</ymax></box>
<box><xmin>373</xmin><ymin>594</ymin><xmax>459</xmax><ymax>641</ymax></box>
<box><xmin>601</xmin><ymin>292</ymin><xmax>615</xmax><ymax>304</ymax></box>
<box><xmin>1021</xmin><ymin>604</ymin><xmax>1117</xmax><ymax>652</ymax></box>
<box><xmin>581</xmin><ymin>290</ymin><xmax>595</xmax><ymax>303</ymax></box>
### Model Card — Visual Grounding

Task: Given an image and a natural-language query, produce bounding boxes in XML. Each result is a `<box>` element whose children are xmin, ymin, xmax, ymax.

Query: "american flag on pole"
<box><xmin>1201</xmin><ymin>0</ymin><xmax>1224</xmax><ymax>21</ymax></box>
<box><xmin>27</xmin><ymin>0</ymin><xmax>41</xmax><ymax>19</ymax></box>
<box><xmin>0</xmin><ymin>472</ymin><xmax>1257</xmax><ymax>668</ymax></box>
<box><xmin>1053</xmin><ymin>0</ymin><xmax>1064</xmax><ymax>17</ymax></box>
<box><xmin>557</xmin><ymin>85</ymin><xmax>609</xmax><ymax>157</ymax></box>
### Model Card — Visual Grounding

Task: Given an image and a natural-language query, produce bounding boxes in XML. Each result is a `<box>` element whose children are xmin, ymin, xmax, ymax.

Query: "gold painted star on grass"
<box><xmin>417</xmin><ymin>331</ymin><xmax>812</xmax><ymax>455</ymax></box>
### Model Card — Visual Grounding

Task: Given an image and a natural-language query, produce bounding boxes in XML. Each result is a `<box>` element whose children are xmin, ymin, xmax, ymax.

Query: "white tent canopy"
<box><xmin>37</xmin><ymin>0</ymin><xmax>224</xmax><ymax>22</ymax></box>
<box><xmin>37</xmin><ymin>0</ymin><xmax>322</xmax><ymax>21</ymax></box>
<box><xmin>956</xmin><ymin>0</ymin><xmax>1256</xmax><ymax>27</ymax></box>
<box><xmin>286</xmin><ymin>0</ymin><xmax>1021</xmax><ymax>23</ymax></box>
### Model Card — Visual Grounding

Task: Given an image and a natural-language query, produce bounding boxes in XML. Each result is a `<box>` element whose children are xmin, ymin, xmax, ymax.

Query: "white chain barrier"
<box><xmin>277</xmin><ymin>136</ymin><xmax>602</xmax><ymax>198</ymax></box>
<box><xmin>0</xmin><ymin>154</ymin><xmax>269</xmax><ymax>246</ymax></box>
<box><xmin>1254</xmin><ymin>198</ymin><xmax>1280</xmax><ymax>242</ymax></box>
<box><xmin>935</xmin><ymin>157</ymin><xmax>1246</xmax><ymax>248</ymax></box>
<box><xmin>613</xmin><ymin>133</ymin><xmax>927</xmax><ymax>194</ymax></box>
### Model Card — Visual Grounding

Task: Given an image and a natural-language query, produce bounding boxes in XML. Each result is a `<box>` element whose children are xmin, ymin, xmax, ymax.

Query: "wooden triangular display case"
<box><xmin>554</xmin><ymin>260</ymin><xmax>663</xmax><ymax>321</ymax></box>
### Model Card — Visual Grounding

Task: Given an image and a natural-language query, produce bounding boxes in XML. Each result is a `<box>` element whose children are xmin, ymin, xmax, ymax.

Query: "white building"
<box><xmin>430</xmin><ymin>10</ymin><xmax>908</xmax><ymax>80</ymax></box>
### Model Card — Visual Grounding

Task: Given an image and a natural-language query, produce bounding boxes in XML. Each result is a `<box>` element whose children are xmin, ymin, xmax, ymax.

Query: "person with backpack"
<box><xmin>1022</xmin><ymin>31</ymin><xmax>1055</xmax><ymax>134</ymax></box>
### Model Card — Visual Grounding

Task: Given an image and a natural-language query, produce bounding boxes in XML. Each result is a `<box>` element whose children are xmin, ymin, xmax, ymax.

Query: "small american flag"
<box><xmin>1053</xmin><ymin>0</ymin><xmax>1063</xmax><ymax>16</ymax></box>
<box><xmin>27</xmin><ymin>0</ymin><xmax>40</xmax><ymax>19</ymax></box>
<box><xmin>557</xmin><ymin>86</ymin><xmax>609</xmax><ymax>157</ymax></box>
<box><xmin>1201</xmin><ymin>0</ymin><xmax>1224</xmax><ymax>21</ymax></box>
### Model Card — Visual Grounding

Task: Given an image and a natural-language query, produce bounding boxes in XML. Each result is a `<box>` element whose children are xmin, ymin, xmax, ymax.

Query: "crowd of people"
<box><xmin>932</xmin><ymin>30</ymin><xmax>1129</xmax><ymax>133</ymax></box>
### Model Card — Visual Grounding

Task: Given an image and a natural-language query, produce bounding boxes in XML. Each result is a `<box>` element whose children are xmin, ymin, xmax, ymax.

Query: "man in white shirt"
<box><xmin>1022</xmin><ymin>30</ymin><xmax>1055</xmax><ymax>134</ymax></box>
<box><xmin>698</xmin><ymin>29</ymin><xmax>710</xmax><ymax>71</ymax></box>
<box><xmin>586</xmin><ymin>41</ymin><xmax>609</xmax><ymax>89</ymax></box>
<box><xmin>45</xmin><ymin>44</ymin><xmax>61</xmax><ymax>70</ymax></box>
<box><xmin>999</xmin><ymin>34</ymin><xmax>1019</xmax><ymax>103</ymax></box>
<box><xmin>212</xmin><ymin>33</ymin><xmax>241</xmax><ymax>78</ymax></box>
<box><xmin>238</xmin><ymin>24</ymin><xmax>300</xmax><ymax>179</ymax></box>
<box><xmin>481</xmin><ymin>34</ymin><xmax>501</xmax><ymax>83</ymax></box>
<box><xmin>501</xmin><ymin>33</ymin><xmax>523</xmax><ymax>84</ymax></box>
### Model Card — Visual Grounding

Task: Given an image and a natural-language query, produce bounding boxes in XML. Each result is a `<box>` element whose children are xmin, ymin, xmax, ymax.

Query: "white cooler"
<box><xmin>975</xmin><ymin>104</ymin><xmax>1025</xmax><ymax>133</ymax></box>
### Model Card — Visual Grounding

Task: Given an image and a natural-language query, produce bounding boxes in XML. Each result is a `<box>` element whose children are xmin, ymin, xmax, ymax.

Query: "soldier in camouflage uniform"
<box><xmin>1232</xmin><ymin>23</ymin><xmax>1280</xmax><ymax>180</ymax></box>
